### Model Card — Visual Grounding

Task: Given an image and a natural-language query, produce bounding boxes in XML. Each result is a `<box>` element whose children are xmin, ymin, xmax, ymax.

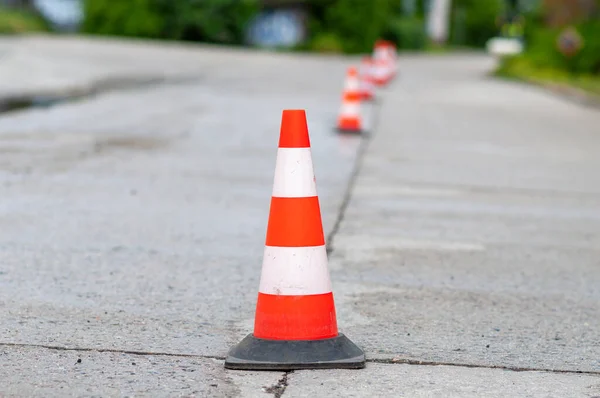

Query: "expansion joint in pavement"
<box><xmin>366</xmin><ymin>358</ymin><xmax>600</xmax><ymax>376</ymax></box>
<box><xmin>0</xmin><ymin>342</ymin><xmax>225</xmax><ymax>361</ymax></box>
<box><xmin>326</xmin><ymin>97</ymin><xmax>385</xmax><ymax>256</ymax></box>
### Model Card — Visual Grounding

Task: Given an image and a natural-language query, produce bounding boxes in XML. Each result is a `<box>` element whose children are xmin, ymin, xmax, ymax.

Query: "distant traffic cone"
<box><xmin>359</xmin><ymin>57</ymin><xmax>375</xmax><ymax>101</ymax></box>
<box><xmin>224</xmin><ymin>109</ymin><xmax>365</xmax><ymax>371</ymax></box>
<box><xmin>372</xmin><ymin>40</ymin><xmax>387</xmax><ymax>84</ymax></box>
<box><xmin>383</xmin><ymin>40</ymin><xmax>398</xmax><ymax>79</ymax></box>
<box><xmin>337</xmin><ymin>67</ymin><xmax>364</xmax><ymax>134</ymax></box>
<box><xmin>372</xmin><ymin>40</ymin><xmax>396</xmax><ymax>85</ymax></box>
<box><xmin>371</xmin><ymin>58</ymin><xmax>390</xmax><ymax>87</ymax></box>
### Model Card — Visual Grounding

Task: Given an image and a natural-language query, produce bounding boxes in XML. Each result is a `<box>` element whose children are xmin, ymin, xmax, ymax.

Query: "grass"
<box><xmin>495</xmin><ymin>54</ymin><xmax>600</xmax><ymax>98</ymax></box>
<box><xmin>0</xmin><ymin>7</ymin><xmax>49</xmax><ymax>34</ymax></box>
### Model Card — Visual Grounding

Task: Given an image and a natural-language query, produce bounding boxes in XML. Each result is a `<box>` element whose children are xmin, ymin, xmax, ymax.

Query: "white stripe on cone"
<box><xmin>360</xmin><ymin>78</ymin><xmax>374</xmax><ymax>94</ymax></box>
<box><xmin>345</xmin><ymin>77</ymin><xmax>360</xmax><ymax>91</ymax></box>
<box><xmin>340</xmin><ymin>101</ymin><xmax>360</xmax><ymax>116</ymax></box>
<box><xmin>372</xmin><ymin>63</ymin><xmax>388</xmax><ymax>80</ymax></box>
<box><xmin>259</xmin><ymin>245</ymin><xmax>332</xmax><ymax>295</ymax></box>
<box><xmin>359</xmin><ymin>64</ymin><xmax>375</xmax><ymax>94</ymax></box>
<box><xmin>272</xmin><ymin>148</ymin><xmax>318</xmax><ymax>198</ymax></box>
<box><xmin>374</xmin><ymin>48</ymin><xmax>388</xmax><ymax>61</ymax></box>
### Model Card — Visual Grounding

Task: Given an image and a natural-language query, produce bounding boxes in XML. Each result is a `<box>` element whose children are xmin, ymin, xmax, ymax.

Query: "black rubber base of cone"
<box><xmin>224</xmin><ymin>333</ymin><xmax>366</xmax><ymax>370</ymax></box>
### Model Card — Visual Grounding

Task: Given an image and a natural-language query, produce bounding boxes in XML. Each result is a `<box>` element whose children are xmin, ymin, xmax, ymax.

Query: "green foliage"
<box><xmin>568</xmin><ymin>20</ymin><xmax>600</xmax><ymax>74</ymax></box>
<box><xmin>82</xmin><ymin>0</ymin><xmax>163</xmax><ymax>38</ymax></box>
<box><xmin>305</xmin><ymin>0</ymin><xmax>397</xmax><ymax>54</ymax></box>
<box><xmin>308</xmin><ymin>32</ymin><xmax>344</xmax><ymax>53</ymax></box>
<box><xmin>520</xmin><ymin>4</ymin><xmax>545</xmax><ymax>43</ymax></box>
<box><xmin>157</xmin><ymin>0</ymin><xmax>259</xmax><ymax>44</ymax></box>
<box><xmin>524</xmin><ymin>26</ymin><xmax>563</xmax><ymax>68</ymax></box>
<box><xmin>495</xmin><ymin>5</ymin><xmax>600</xmax><ymax>95</ymax></box>
<box><xmin>450</xmin><ymin>0</ymin><xmax>507</xmax><ymax>47</ymax></box>
<box><xmin>496</xmin><ymin>54</ymin><xmax>600</xmax><ymax>96</ymax></box>
<box><xmin>383</xmin><ymin>17</ymin><xmax>426</xmax><ymax>50</ymax></box>
<box><xmin>0</xmin><ymin>7</ymin><xmax>49</xmax><ymax>34</ymax></box>
<box><xmin>82</xmin><ymin>0</ymin><xmax>259</xmax><ymax>45</ymax></box>
<box><xmin>524</xmin><ymin>20</ymin><xmax>600</xmax><ymax>75</ymax></box>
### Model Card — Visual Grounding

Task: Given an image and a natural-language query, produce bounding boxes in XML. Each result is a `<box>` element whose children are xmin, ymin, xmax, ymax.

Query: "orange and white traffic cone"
<box><xmin>383</xmin><ymin>40</ymin><xmax>398</xmax><ymax>79</ymax></box>
<box><xmin>224</xmin><ymin>109</ymin><xmax>365</xmax><ymax>371</ymax></box>
<box><xmin>371</xmin><ymin>58</ymin><xmax>390</xmax><ymax>87</ymax></box>
<box><xmin>372</xmin><ymin>40</ymin><xmax>396</xmax><ymax>85</ymax></box>
<box><xmin>337</xmin><ymin>67</ymin><xmax>364</xmax><ymax>134</ymax></box>
<box><xmin>359</xmin><ymin>56</ymin><xmax>376</xmax><ymax>101</ymax></box>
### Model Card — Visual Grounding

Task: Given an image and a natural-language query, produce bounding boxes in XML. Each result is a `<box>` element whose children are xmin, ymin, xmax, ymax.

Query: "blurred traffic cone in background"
<box><xmin>224</xmin><ymin>109</ymin><xmax>366</xmax><ymax>371</ymax></box>
<box><xmin>371</xmin><ymin>58</ymin><xmax>390</xmax><ymax>87</ymax></box>
<box><xmin>372</xmin><ymin>40</ymin><xmax>396</xmax><ymax>85</ymax></box>
<box><xmin>337</xmin><ymin>67</ymin><xmax>364</xmax><ymax>134</ymax></box>
<box><xmin>359</xmin><ymin>57</ymin><xmax>375</xmax><ymax>101</ymax></box>
<box><xmin>384</xmin><ymin>40</ymin><xmax>398</xmax><ymax>79</ymax></box>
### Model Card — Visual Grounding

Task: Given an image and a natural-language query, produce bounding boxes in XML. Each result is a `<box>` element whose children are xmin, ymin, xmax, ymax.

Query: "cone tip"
<box><xmin>375</xmin><ymin>39</ymin><xmax>395</xmax><ymax>48</ymax></box>
<box><xmin>279</xmin><ymin>109</ymin><xmax>310</xmax><ymax>148</ymax></box>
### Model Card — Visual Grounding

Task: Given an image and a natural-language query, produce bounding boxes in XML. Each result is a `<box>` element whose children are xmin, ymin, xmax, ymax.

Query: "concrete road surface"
<box><xmin>1</xmin><ymin>36</ymin><xmax>599</xmax><ymax>397</ymax></box>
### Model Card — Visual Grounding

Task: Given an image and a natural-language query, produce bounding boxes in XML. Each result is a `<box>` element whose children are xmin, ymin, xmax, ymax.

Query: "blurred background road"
<box><xmin>1</xmin><ymin>0</ymin><xmax>600</xmax><ymax>397</ymax></box>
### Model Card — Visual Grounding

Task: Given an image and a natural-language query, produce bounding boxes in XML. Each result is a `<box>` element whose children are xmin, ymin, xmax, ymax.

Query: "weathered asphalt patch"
<box><xmin>0</xmin><ymin>37</ymin><xmax>370</xmax><ymax>372</ymax></box>
<box><xmin>339</xmin><ymin>286</ymin><xmax>599</xmax><ymax>372</ymax></box>
<box><xmin>324</xmin><ymin>54</ymin><xmax>600</xmax><ymax>375</ymax></box>
<box><xmin>0</xmin><ymin>345</ymin><xmax>281</xmax><ymax>397</ymax></box>
<box><xmin>284</xmin><ymin>363</ymin><xmax>600</xmax><ymax>397</ymax></box>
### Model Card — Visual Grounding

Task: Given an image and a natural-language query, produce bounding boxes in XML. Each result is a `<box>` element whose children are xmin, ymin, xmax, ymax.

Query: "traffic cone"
<box><xmin>224</xmin><ymin>109</ymin><xmax>365</xmax><ymax>371</ymax></box>
<box><xmin>337</xmin><ymin>67</ymin><xmax>364</xmax><ymax>134</ymax></box>
<box><xmin>383</xmin><ymin>40</ymin><xmax>398</xmax><ymax>79</ymax></box>
<box><xmin>372</xmin><ymin>40</ymin><xmax>396</xmax><ymax>85</ymax></box>
<box><xmin>371</xmin><ymin>58</ymin><xmax>391</xmax><ymax>87</ymax></box>
<box><xmin>359</xmin><ymin>57</ymin><xmax>375</xmax><ymax>101</ymax></box>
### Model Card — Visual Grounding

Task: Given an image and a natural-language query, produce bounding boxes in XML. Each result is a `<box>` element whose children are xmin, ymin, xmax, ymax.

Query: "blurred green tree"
<box><xmin>82</xmin><ymin>0</ymin><xmax>259</xmax><ymax>45</ymax></box>
<box><xmin>82</xmin><ymin>0</ymin><xmax>164</xmax><ymax>38</ymax></box>
<box><xmin>302</xmin><ymin>0</ymin><xmax>397</xmax><ymax>54</ymax></box>
<box><xmin>156</xmin><ymin>0</ymin><xmax>259</xmax><ymax>44</ymax></box>
<box><xmin>449</xmin><ymin>0</ymin><xmax>507</xmax><ymax>47</ymax></box>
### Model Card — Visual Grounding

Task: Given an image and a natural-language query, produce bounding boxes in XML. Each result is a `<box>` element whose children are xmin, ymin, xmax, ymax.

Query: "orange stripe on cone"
<box><xmin>265</xmin><ymin>196</ymin><xmax>325</xmax><ymax>247</ymax></box>
<box><xmin>338</xmin><ymin>117</ymin><xmax>361</xmax><ymax>131</ymax></box>
<box><xmin>278</xmin><ymin>109</ymin><xmax>311</xmax><ymax>148</ymax></box>
<box><xmin>254</xmin><ymin>292</ymin><xmax>338</xmax><ymax>340</ymax></box>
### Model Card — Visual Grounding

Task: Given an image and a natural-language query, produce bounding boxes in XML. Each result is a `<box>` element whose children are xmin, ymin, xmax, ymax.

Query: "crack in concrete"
<box><xmin>326</xmin><ymin>96</ymin><xmax>385</xmax><ymax>256</ymax></box>
<box><xmin>263</xmin><ymin>372</ymin><xmax>290</xmax><ymax>398</ymax></box>
<box><xmin>366</xmin><ymin>358</ymin><xmax>600</xmax><ymax>376</ymax></box>
<box><xmin>3</xmin><ymin>342</ymin><xmax>598</xmax><ymax>378</ymax></box>
<box><xmin>0</xmin><ymin>74</ymin><xmax>203</xmax><ymax>115</ymax></box>
<box><xmin>0</xmin><ymin>342</ymin><xmax>225</xmax><ymax>360</ymax></box>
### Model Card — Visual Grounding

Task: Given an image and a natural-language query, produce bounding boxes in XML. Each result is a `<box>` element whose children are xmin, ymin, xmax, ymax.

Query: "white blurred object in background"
<box><xmin>486</xmin><ymin>37</ymin><xmax>524</xmax><ymax>56</ymax></box>
<box><xmin>426</xmin><ymin>0</ymin><xmax>452</xmax><ymax>45</ymax></box>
